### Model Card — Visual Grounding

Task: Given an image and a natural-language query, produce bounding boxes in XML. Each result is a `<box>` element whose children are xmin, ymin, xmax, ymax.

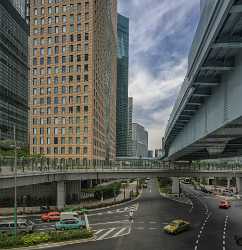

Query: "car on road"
<box><xmin>163</xmin><ymin>219</ymin><xmax>190</xmax><ymax>235</ymax></box>
<box><xmin>219</xmin><ymin>200</ymin><xmax>231</xmax><ymax>209</ymax></box>
<box><xmin>41</xmin><ymin>212</ymin><xmax>60</xmax><ymax>222</ymax></box>
<box><xmin>55</xmin><ymin>218</ymin><xmax>86</xmax><ymax>230</ymax></box>
<box><xmin>0</xmin><ymin>219</ymin><xmax>35</xmax><ymax>234</ymax></box>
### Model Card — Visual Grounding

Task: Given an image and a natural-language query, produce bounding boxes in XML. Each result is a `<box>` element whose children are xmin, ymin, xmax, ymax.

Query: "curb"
<box><xmin>0</xmin><ymin>189</ymin><xmax>143</xmax><ymax>220</ymax></box>
<box><xmin>1</xmin><ymin>236</ymin><xmax>96</xmax><ymax>250</ymax></box>
<box><xmin>156</xmin><ymin>181</ymin><xmax>192</xmax><ymax>206</ymax></box>
<box><xmin>159</xmin><ymin>191</ymin><xmax>192</xmax><ymax>206</ymax></box>
<box><xmin>88</xmin><ymin>188</ymin><xmax>143</xmax><ymax>212</ymax></box>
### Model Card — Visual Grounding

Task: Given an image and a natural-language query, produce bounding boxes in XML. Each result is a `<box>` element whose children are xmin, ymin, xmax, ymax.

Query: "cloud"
<box><xmin>118</xmin><ymin>0</ymin><xmax>200</xmax><ymax>150</ymax></box>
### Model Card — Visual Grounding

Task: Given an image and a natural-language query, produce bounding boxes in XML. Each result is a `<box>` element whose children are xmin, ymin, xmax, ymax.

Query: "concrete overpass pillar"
<box><xmin>57</xmin><ymin>181</ymin><xmax>65</xmax><ymax>210</ymax></box>
<box><xmin>172</xmin><ymin>177</ymin><xmax>179</xmax><ymax>194</ymax></box>
<box><xmin>227</xmin><ymin>177</ymin><xmax>232</xmax><ymax>190</ymax></box>
<box><xmin>236</xmin><ymin>177</ymin><xmax>242</xmax><ymax>194</ymax></box>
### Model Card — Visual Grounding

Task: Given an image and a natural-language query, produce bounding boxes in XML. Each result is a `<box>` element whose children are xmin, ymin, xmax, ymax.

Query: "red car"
<box><xmin>219</xmin><ymin>200</ymin><xmax>231</xmax><ymax>209</ymax></box>
<box><xmin>41</xmin><ymin>212</ymin><xmax>60</xmax><ymax>222</ymax></box>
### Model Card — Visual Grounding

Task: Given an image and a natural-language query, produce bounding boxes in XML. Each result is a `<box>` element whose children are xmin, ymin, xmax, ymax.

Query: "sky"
<box><xmin>118</xmin><ymin>0</ymin><xmax>201</xmax><ymax>151</ymax></box>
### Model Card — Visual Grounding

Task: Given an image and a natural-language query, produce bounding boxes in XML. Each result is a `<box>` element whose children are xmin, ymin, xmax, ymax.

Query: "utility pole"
<box><xmin>13</xmin><ymin>125</ymin><xmax>17</xmax><ymax>239</ymax></box>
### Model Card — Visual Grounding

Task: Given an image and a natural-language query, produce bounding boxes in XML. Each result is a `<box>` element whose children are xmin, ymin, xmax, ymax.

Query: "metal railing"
<box><xmin>0</xmin><ymin>157</ymin><xmax>242</xmax><ymax>177</ymax></box>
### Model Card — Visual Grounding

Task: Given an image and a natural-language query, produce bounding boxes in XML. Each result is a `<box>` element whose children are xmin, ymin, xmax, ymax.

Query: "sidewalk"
<box><xmin>0</xmin><ymin>182</ymin><xmax>139</xmax><ymax>217</ymax></box>
<box><xmin>66</xmin><ymin>181</ymin><xmax>139</xmax><ymax>210</ymax></box>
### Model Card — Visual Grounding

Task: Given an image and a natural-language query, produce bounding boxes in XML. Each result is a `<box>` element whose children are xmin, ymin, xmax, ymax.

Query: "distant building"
<box><xmin>131</xmin><ymin>123</ymin><xmax>148</xmax><ymax>158</ymax></box>
<box><xmin>155</xmin><ymin>149</ymin><xmax>162</xmax><ymax>158</ymax></box>
<box><xmin>148</xmin><ymin>150</ymin><xmax>153</xmax><ymax>158</ymax></box>
<box><xmin>116</xmin><ymin>14</ymin><xmax>129</xmax><ymax>157</ymax></box>
<box><xmin>0</xmin><ymin>0</ymin><xmax>28</xmax><ymax>144</ymax></box>
<box><xmin>127</xmin><ymin>97</ymin><xmax>133</xmax><ymax>156</ymax></box>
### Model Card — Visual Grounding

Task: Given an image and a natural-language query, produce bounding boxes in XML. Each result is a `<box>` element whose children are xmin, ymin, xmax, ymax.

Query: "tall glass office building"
<box><xmin>9</xmin><ymin>0</ymin><xmax>26</xmax><ymax>18</ymax></box>
<box><xmin>116</xmin><ymin>14</ymin><xmax>129</xmax><ymax>157</ymax></box>
<box><xmin>0</xmin><ymin>0</ymin><xmax>28</xmax><ymax>144</ymax></box>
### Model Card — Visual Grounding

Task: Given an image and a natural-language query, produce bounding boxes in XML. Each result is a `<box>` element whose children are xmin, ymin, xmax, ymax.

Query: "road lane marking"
<box><xmin>94</xmin><ymin>229</ymin><xmax>105</xmax><ymax>235</ymax></box>
<box><xmin>90</xmin><ymin>220</ymin><xmax>129</xmax><ymax>226</ymax></box>
<box><xmin>222</xmin><ymin>216</ymin><xmax>229</xmax><ymax>250</ymax></box>
<box><xmin>96</xmin><ymin>228</ymin><xmax>116</xmax><ymax>240</ymax></box>
<box><xmin>112</xmin><ymin>227</ymin><xmax>127</xmax><ymax>237</ymax></box>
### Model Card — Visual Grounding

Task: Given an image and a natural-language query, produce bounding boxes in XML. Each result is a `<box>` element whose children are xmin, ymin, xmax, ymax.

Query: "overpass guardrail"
<box><xmin>0</xmin><ymin>158</ymin><xmax>242</xmax><ymax>177</ymax></box>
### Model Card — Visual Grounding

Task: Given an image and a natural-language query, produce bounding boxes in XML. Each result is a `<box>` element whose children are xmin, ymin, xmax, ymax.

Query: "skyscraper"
<box><xmin>131</xmin><ymin>123</ymin><xmax>148</xmax><ymax>158</ymax></box>
<box><xmin>0</xmin><ymin>0</ymin><xmax>28</xmax><ymax>144</ymax></box>
<box><xmin>116</xmin><ymin>14</ymin><xmax>129</xmax><ymax>157</ymax></box>
<box><xmin>10</xmin><ymin>0</ymin><xmax>26</xmax><ymax>18</ymax></box>
<box><xmin>127</xmin><ymin>97</ymin><xmax>133</xmax><ymax>156</ymax></box>
<box><xmin>29</xmin><ymin>0</ymin><xmax>117</xmax><ymax>163</ymax></box>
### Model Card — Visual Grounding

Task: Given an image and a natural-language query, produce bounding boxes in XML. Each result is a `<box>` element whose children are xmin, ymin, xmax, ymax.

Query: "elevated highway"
<box><xmin>164</xmin><ymin>0</ymin><xmax>242</xmax><ymax>161</ymax></box>
<box><xmin>1</xmin><ymin>162</ymin><xmax>242</xmax><ymax>190</ymax></box>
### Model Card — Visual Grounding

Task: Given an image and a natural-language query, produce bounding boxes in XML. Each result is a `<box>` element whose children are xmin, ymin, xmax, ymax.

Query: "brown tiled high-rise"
<box><xmin>29</xmin><ymin>0</ymin><xmax>117</xmax><ymax>164</ymax></box>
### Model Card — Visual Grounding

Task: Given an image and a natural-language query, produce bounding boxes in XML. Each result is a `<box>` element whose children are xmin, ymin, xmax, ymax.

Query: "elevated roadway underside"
<box><xmin>165</xmin><ymin>0</ymin><xmax>242</xmax><ymax>161</ymax></box>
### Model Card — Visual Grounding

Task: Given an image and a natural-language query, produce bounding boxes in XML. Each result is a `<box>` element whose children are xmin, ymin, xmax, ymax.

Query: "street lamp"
<box><xmin>13</xmin><ymin>125</ymin><xmax>17</xmax><ymax>240</ymax></box>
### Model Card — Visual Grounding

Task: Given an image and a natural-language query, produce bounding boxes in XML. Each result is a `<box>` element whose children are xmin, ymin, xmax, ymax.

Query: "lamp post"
<box><xmin>13</xmin><ymin>125</ymin><xmax>17</xmax><ymax>240</ymax></box>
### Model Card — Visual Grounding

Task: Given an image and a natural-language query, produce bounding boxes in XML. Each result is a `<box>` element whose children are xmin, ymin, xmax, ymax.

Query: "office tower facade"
<box><xmin>148</xmin><ymin>150</ymin><xmax>153</xmax><ymax>158</ymax></box>
<box><xmin>131</xmin><ymin>123</ymin><xmax>148</xmax><ymax>158</ymax></box>
<box><xmin>0</xmin><ymin>0</ymin><xmax>28</xmax><ymax>144</ymax></box>
<box><xmin>29</xmin><ymin>0</ymin><xmax>117</xmax><ymax>163</ymax></box>
<box><xmin>9</xmin><ymin>0</ymin><xmax>26</xmax><ymax>18</ymax></box>
<box><xmin>127</xmin><ymin>97</ymin><xmax>133</xmax><ymax>156</ymax></box>
<box><xmin>116</xmin><ymin>14</ymin><xmax>129</xmax><ymax>157</ymax></box>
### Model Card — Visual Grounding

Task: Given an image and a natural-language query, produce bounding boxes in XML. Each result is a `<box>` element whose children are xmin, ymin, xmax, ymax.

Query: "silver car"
<box><xmin>0</xmin><ymin>219</ymin><xmax>34</xmax><ymax>234</ymax></box>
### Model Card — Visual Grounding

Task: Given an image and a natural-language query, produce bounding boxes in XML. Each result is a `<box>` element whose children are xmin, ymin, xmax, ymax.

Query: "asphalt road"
<box><xmin>183</xmin><ymin>184</ymin><xmax>242</xmax><ymax>250</ymax></box>
<box><xmin>18</xmin><ymin>180</ymin><xmax>242</xmax><ymax>250</ymax></box>
<box><xmin>48</xmin><ymin>180</ymin><xmax>200</xmax><ymax>250</ymax></box>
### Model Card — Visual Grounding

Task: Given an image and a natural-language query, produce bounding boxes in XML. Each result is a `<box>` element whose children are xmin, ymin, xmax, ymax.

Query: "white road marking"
<box><xmin>222</xmin><ymin>216</ymin><xmax>229</xmax><ymax>249</ymax></box>
<box><xmin>95</xmin><ymin>228</ymin><xmax>116</xmax><ymax>240</ymax></box>
<box><xmin>94</xmin><ymin>229</ymin><xmax>105</xmax><ymax>235</ymax></box>
<box><xmin>91</xmin><ymin>220</ymin><xmax>129</xmax><ymax>226</ymax></box>
<box><xmin>112</xmin><ymin>227</ymin><xmax>128</xmax><ymax>237</ymax></box>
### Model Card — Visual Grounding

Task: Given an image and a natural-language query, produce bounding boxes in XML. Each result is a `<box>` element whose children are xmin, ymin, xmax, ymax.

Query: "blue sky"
<box><xmin>118</xmin><ymin>0</ymin><xmax>201</xmax><ymax>151</ymax></box>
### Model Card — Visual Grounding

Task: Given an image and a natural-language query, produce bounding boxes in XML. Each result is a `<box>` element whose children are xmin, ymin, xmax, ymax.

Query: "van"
<box><xmin>60</xmin><ymin>212</ymin><xmax>78</xmax><ymax>221</ymax></box>
<box><xmin>0</xmin><ymin>219</ymin><xmax>34</xmax><ymax>234</ymax></box>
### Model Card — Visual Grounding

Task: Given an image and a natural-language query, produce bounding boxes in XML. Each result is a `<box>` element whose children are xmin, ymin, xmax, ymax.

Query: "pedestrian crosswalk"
<box><xmin>93</xmin><ymin>226</ymin><xmax>131</xmax><ymax>241</ymax></box>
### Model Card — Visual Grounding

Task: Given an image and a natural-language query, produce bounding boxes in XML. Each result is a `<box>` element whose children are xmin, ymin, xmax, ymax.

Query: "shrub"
<box><xmin>21</xmin><ymin>232</ymin><xmax>50</xmax><ymax>246</ymax></box>
<box><xmin>94</xmin><ymin>182</ymin><xmax>121</xmax><ymax>200</ymax></box>
<box><xmin>0</xmin><ymin>229</ymin><xmax>93</xmax><ymax>249</ymax></box>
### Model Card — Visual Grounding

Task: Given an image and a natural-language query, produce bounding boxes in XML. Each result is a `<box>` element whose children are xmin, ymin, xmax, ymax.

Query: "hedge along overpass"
<box><xmin>163</xmin><ymin>0</ymin><xmax>242</xmax><ymax>161</ymax></box>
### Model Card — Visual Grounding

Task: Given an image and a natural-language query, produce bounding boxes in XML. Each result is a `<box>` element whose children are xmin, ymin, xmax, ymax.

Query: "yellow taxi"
<box><xmin>163</xmin><ymin>219</ymin><xmax>190</xmax><ymax>235</ymax></box>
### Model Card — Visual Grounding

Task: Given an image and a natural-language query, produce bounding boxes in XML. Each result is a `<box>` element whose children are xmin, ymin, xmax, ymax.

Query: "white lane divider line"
<box><xmin>95</xmin><ymin>228</ymin><xmax>116</xmax><ymax>241</ymax></box>
<box><xmin>222</xmin><ymin>216</ymin><xmax>229</xmax><ymax>250</ymax></box>
<box><xmin>194</xmin><ymin>212</ymin><xmax>211</xmax><ymax>250</ymax></box>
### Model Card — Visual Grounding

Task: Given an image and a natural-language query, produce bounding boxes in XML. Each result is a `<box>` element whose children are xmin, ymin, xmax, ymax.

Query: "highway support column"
<box><xmin>172</xmin><ymin>177</ymin><xmax>179</xmax><ymax>194</ymax></box>
<box><xmin>57</xmin><ymin>181</ymin><xmax>65</xmax><ymax>210</ymax></box>
<box><xmin>227</xmin><ymin>177</ymin><xmax>232</xmax><ymax>190</ymax></box>
<box><xmin>236</xmin><ymin>177</ymin><xmax>242</xmax><ymax>194</ymax></box>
